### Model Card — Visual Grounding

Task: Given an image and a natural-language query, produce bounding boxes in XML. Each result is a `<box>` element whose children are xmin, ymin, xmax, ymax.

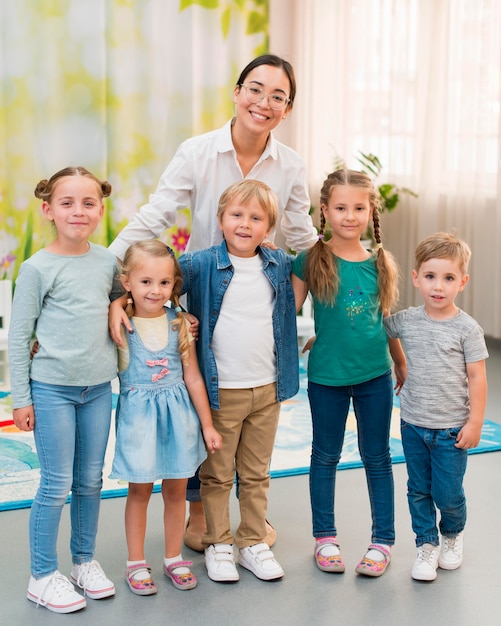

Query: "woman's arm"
<box><xmin>108</xmin><ymin>142</ymin><xmax>194</xmax><ymax>260</ymax></box>
<box><xmin>280</xmin><ymin>159</ymin><xmax>318</xmax><ymax>252</ymax></box>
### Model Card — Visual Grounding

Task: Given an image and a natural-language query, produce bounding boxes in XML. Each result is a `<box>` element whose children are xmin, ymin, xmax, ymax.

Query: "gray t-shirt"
<box><xmin>384</xmin><ymin>305</ymin><xmax>488</xmax><ymax>428</ymax></box>
<box><xmin>9</xmin><ymin>243</ymin><xmax>121</xmax><ymax>408</ymax></box>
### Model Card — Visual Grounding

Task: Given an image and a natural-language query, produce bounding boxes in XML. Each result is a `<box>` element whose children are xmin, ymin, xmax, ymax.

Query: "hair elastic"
<box><xmin>376</xmin><ymin>242</ymin><xmax>383</xmax><ymax>249</ymax></box>
<box><xmin>165</xmin><ymin>245</ymin><xmax>175</xmax><ymax>257</ymax></box>
<box><xmin>318</xmin><ymin>234</ymin><xmax>324</xmax><ymax>240</ymax></box>
<box><xmin>174</xmin><ymin>306</ymin><xmax>182</xmax><ymax>313</ymax></box>
<box><xmin>126</xmin><ymin>297</ymin><xmax>133</xmax><ymax>305</ymax></box>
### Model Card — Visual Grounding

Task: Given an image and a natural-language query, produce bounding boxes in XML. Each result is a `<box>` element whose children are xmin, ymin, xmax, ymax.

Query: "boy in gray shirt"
<box><xmin>384</xmin><ymin>232</ymin><xmax>488</xmax><ymax>582</ymax></box>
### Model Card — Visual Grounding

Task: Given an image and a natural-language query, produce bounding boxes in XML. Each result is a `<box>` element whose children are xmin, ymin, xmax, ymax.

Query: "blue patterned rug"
<box><xmin>2</xmin><ymin>377</ymin><xmax>501</xmax><ymax>512</ymax></box>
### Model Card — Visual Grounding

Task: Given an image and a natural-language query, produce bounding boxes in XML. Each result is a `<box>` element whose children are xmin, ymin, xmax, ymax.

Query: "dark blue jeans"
<box><xmin>401</xmin><ymin>420</ymin><xmax>467</xmax><ymax>547</ymax></box>
<box><xmin>187</xmin><ymin>470</ymin><xmax>202</xmax><ymax>502</ymax></box>
<box><xmin>308</xmin><ymin>371</ymin><xmax>395</xmax><ymax>545</ymax></box>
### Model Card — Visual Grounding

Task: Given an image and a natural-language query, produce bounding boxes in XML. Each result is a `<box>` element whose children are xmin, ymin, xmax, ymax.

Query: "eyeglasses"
<box><xmin>239</xmin><ymin>83</ymin><xmax>290</xmax><ymax>110</ymax></box>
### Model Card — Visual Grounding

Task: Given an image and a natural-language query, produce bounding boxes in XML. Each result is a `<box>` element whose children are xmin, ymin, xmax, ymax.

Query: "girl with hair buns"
<box><xmin>9</xmin><ymin>166</ymin><xmax>121</xmax><ymax>613</ymax></box>
<box><xmin>292</xmin><ymin>169</ymin><xmax>407</xmax><ymax>578</ymax></box>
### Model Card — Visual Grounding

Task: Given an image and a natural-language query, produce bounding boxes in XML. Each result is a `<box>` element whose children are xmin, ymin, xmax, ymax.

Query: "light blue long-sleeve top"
<box><xmin>8</xmin><ymin>243</ymin><xmax>121</xmax><ymax>408</ymax></box>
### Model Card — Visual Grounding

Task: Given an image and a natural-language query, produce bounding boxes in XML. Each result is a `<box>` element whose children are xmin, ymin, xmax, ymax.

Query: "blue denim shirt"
<box><xmin>179</xmin><ymin>241</ymin><xmax>299</xmax><ymax>410</ymax></box>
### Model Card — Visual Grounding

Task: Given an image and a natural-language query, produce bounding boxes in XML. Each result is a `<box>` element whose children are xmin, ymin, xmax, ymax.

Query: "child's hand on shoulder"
<box><xmin>455</xmin><ymin>421</ymin><xmax>482</xmax><ymax>449</ymax></box>
<box><xmin>109</xmin><ymin>296</ymin><xmax>133</xmax><ymax>345</ymax></box>
<box><xmin>260</xmin><ymin>240</ymin><xmax>278</xmax><ymax>250</ymax></box>
<box><xmin>183</xmin><ymin>312</ymin><xmax>199</xmax><ymax>340</ymax></box>
<box><xmin>203</xmin><ymin>426</ymin><xmax>222</xmax><ymax>454</ymax></box>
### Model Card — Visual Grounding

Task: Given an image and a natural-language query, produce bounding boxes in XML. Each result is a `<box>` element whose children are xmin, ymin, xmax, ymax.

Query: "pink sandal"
<box><xmin>125</xmin><ymin>563</ymin><xmax>157</xmax><ymax>595</ymax></box>
<box><xmin>355</xmin><ymin>543</ymin><xmax>391</xmax><ymax>577</ymax></box>
<box><xmin>314</xmin><ymin>537</ymin><xmax>345</xmax><ymax>573</ymax></box>
<box><xmin>163</xmin><ymin>560</ymin><xmax>197</xmax><ymax>590</ymax></box>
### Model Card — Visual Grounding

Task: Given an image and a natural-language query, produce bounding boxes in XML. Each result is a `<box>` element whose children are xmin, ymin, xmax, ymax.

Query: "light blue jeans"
<box><xmin>400</xmin><ymin>419</ymin><xmax>467</xmax><ymax>547</ymax></box>
<box><xmin>30</xmin><ymin>381</ymin><xmax>112</xmax><ymax>578</ymax></box>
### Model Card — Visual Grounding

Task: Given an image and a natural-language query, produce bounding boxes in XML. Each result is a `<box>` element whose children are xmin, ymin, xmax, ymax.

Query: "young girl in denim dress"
<box><xmin>110</xmin><ymin>240</ymin><xmax>221</xmax><ymax>595</ymax></box>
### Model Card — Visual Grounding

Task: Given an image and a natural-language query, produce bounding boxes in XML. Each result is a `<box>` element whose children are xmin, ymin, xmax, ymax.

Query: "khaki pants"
<box><xmin>200</xmin><ymin>383</ymin><xmax>280</xmax><ymax>549</ymax></box>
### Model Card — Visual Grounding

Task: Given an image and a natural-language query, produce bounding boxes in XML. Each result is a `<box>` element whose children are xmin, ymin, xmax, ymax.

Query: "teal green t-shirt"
<box><xmin>293</xmin><ymin>250</ymin><xmax>392</xmax><ymax>386</ymax></box>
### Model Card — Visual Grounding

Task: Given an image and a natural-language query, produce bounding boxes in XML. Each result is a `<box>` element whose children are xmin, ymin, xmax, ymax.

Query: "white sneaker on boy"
<box><xmin>27</xmin><ymin>570</ymin><xmax>86</xmax><ymax>613</ymax></box>
<box><xmin>205</xmin><ymin>544</ymin><xmax>240</xmax><ymax>582</ymax></box>
<box><xmin>238</xmin><ymin>542</ymin><xmax>284</xmax><ymax>581</ymax></box>
<box><xmin>438</xmin><ymin>532</ymin><xmax>464</xmax><ymax>570</ymax></box>
<box><xmin>411</xmin><ymin>543</ymin><xmax>440</xmax><ymax>581</ymax></box>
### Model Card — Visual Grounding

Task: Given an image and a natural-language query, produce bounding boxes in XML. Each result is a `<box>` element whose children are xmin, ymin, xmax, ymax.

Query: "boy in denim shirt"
<box><xmin>178</xmin><ymin>180</ymin><xmax>299</xmax><ymax>583</ymax></box>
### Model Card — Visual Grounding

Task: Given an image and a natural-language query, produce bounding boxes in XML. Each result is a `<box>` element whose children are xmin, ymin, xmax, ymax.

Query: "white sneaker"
<box><xmin>27</xmin><ymin>570</ymin><xmax>86</xmax><ymax>613</ymax></box>
<box><xmin>238</xmin><ymin>542</ymin><xmax>284</xmax><ymax>581</ymax></box>
<box><xmin>71</xmin><ymin>560</ymin><xmax>115</xmax><ymax>599</ymax></box>
<box><xmin>411</xmin><ymin>543</ymin><xmax>440</xmax><ymax>581</ymax></box>
<box><xmin>438</xmin><ymin>532</ymin><xmax>464</xmax><ymax>570</ymax></box>
<box><xmin>205</xmin><ymin>544</ymin><xmax>239</xmax><ymax>582</ymax></box>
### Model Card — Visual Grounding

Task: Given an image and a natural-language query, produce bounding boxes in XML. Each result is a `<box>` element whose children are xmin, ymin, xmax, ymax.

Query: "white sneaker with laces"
<box><xmin>438</xmin><ymin>532</ymin><xmax>464</xmax><ymax>570</ymax></box>
<box><xmin>27</xmin><ymin>570</ymin><xmax>86</xmax><ymax>613</ymax></box>
<box><xmin>70</xmin><ymin>560</ymin><xmax>115</xmax><ymax>599</ymax></box>
<box><xmin>411</xmin><ymin>543</ymin><xmax>440</xmax><ymax>581</ymax></box>
<box><xmin>238</xmin><ymin>542</ymin><xmax>284</xmax><ymax>581</ymax></box>
<box><xmin>205</xmin><ymin>544</ymin><xmax>240</xmax><ymax>582</ymax></box>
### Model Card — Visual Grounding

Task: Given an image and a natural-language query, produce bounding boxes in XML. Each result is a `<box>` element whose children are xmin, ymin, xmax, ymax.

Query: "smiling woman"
<box><xmin>108</xmin><ymin>54</ymin><xmax>317</xmax><ymax>261</ymax></box>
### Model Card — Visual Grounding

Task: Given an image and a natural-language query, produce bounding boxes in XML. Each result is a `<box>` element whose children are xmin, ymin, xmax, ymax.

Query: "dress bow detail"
<box><xmin>146</xmin><ymin>358</ymin><xmax>169</xmax><ymax>367</ymax></box>
<box><xmin>152</xmin><ymin>368</ymin><xmax>169</xmax><ymax>382</ymax></box>
<box><xmin>146</xmin><ymin>358</ymin><xmax>170</xmax><ymax>382</ymax></box>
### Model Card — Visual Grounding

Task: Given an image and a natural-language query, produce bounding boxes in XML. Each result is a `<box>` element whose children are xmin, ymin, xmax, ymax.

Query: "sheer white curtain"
<box><xmin>271</xmin><ymin>0</ymin><xmax>501</xmax><ymax>337</ymax></box>
<box><xmin>0</xmin><ymin>0</ymin><xmax>266</xmax><ymax>276</ymax></box>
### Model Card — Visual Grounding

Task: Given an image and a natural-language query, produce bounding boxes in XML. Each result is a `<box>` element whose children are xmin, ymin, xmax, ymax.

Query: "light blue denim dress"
<box><xmin>110</xmin><ymin>308</ymin><xmax>207</xmax><ymax>483</ymax></box>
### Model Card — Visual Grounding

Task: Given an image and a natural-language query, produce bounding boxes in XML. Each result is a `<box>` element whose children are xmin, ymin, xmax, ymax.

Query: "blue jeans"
<box><xmin>187</xmin><ymin>469</ymin><xmax>201</xmax><ymax>502</ymax></box>
<box><xmin>308</xmin><ymin>371</ymin><xmax>395</xmax><ymax>545</ymax></box>
<box><xmin>400</xmin><ymin>420</ymin><xmax>467</xmax><ymax>547</ymax></box>
<box><xmin>30</xmin><ymin>381</ymin><xmax>112</xmax><ymax>578</ymax></box>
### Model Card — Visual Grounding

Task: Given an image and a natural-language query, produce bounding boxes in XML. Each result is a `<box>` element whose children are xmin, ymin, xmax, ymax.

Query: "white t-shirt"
<box><xmin>211</xmin><ymin>253</ymin><xmax>276</xmax><ymax>389</ymax></box>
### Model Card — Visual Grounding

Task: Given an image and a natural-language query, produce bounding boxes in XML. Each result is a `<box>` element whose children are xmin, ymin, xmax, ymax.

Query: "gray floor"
<box><xmin>2</xmin><ymin>340</ymin><xmax>500</xmax><ymax>626</ymax></box>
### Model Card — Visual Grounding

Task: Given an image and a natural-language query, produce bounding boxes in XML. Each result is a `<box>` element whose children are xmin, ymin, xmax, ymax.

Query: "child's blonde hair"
<box><xmin>34</xmin><ymin>166</ymin><xmax>112</xmax><ymax>201</ymax></box>
<box><xmin>217</xmin><ymin>179</ymin><xmax>278</xmax><ymax>230</ymax></box>
<box><xmin>414</xmin><ymin>232</ymin><xmax>471</xmax><ymax>275</ymax></box>
<box><xmin>305</xmin><ymin>169</ymin><xmax>399</xmax><ymax>313</ymax></box>
<box><xmin>121</xmin><ymin>240</ymin><xmax>190</xmax><ymax>362</ymax></box>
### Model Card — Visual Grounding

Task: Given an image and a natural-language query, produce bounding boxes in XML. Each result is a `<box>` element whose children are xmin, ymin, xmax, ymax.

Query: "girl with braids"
<box><xmin>110</xmin><ymin>240</ymin><xmax>221</xmax><ymax>595</ymax></box>
<box><xmin>292</xmin><ymin>169</ymin><xmax>406</xmax><ymax>578</ymax></box>
<box><xmin>9</xmin><ymin>167</ymin><xmax>120</xmax><ymax>612</ymax></box>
